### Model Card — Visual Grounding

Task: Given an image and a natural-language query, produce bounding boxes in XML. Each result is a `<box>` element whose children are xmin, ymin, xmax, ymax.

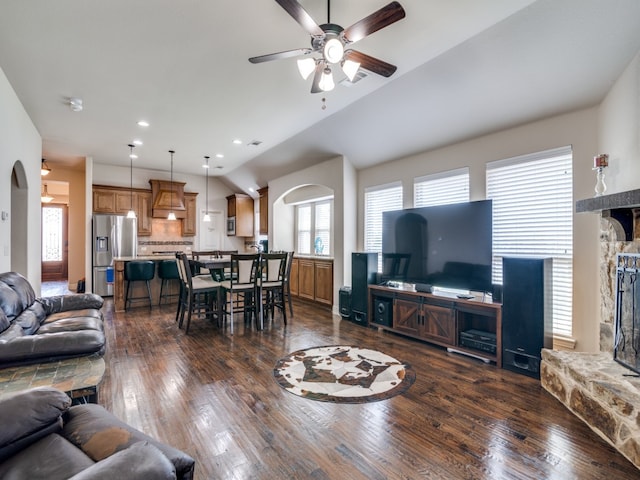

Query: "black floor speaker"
<box><xmin>501</xmin><ymin>257</ymin><xmax>553</xmax><ymax>378</ymax></box>
<box><xmin>351</xmin><ymin>252</ymin><xmax>378</xmax><ymax>325</ymax></box>
<box><xmin>339</xmin><ymin>286</ymin><xmax>352</xmax><ymax>319</ymax></box>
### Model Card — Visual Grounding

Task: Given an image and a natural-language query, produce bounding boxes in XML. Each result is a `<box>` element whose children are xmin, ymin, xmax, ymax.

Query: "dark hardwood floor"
<box><xmin>97</xmin><ymin>298</ymin><xmax>640</xmax><ymax>479</ymax></box>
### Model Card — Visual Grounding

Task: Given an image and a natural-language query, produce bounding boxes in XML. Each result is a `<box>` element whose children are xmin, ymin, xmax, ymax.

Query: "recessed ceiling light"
<box><xmin>132</xmin><ymin>139</ymin><xmax>143</xmax><ymax>146</ymax></box>
<box><xmin>215</xmin><ymin>166</ymin><xmax>223</xmax><ymax>169</ymax></box>
<box><xmin>215</xmin><ymin>153</ymin><xmax>224</xmax><ymax>158</ymax></box>
<box><xmin>232</xmin><ymin>139</ymin><xmax>242</xmax><ymax>145</ymax></box>
<box><xmin>137</xmin><ymin>120</ymin><xmax>149</xmax><ymax>127</ymax></box>
<box><xmin>129</xmin><ymin>153</ymin><xmax>138</xmax><ymax>159</ymax></box>
<box><xmin>202</xmin><ymin>163</ymin><xmax>209</xmax><ymax>169</ymax></box>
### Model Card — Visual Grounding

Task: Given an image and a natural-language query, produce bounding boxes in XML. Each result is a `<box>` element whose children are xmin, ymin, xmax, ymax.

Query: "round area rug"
<box><xmin>273</xmin><ymin>345</ymin><xmax>416</xmax><ymax>403</ymax></box>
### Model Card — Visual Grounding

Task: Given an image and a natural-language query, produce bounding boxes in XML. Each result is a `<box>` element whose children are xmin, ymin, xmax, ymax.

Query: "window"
<box><xmin>486</xmin><ymin>146</ymin><xmax>573</xmax><ymax>337</ymax></box>
<box><xmin>364</xmin><ymin>182</ymin><xmax>403</xmax><ymax>271</ymax></box>
<box><xmin>296</xmin><ymin>200</ymin><xmax>332</xmax><ymax>256</ymax></box>
<box><xmin>414</xmin><ymin>167</ymin><xmax>470</xmax><ymax>207</ymax></box>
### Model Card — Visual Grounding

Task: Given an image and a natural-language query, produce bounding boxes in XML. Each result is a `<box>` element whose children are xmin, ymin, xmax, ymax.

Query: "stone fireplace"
<box><xmin>541</xmin><ymin>188</ymin><xmax>640</xmax><ymax>470</ymax></box>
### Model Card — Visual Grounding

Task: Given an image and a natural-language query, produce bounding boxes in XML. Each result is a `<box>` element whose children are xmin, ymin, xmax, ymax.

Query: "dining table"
<box><xmin>192</xmin><ymin>256</ymin><xmax>264</xmax><ymax>330</ymax></box>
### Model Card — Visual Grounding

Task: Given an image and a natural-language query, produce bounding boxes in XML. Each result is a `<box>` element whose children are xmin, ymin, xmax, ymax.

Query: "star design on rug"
<box><xmin>274</xmin><ymin>345</ymin><xmax>416</xmax><ymax>403</ymax></box>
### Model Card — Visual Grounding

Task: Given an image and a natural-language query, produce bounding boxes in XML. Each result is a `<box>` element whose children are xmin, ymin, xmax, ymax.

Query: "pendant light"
<box><xmin>167</xmin><ymin>150</ymin><xmax>177</xmax><ymax>221</ymax></box>
<box><xmin>41</xmin><ymin>158</ymin><xmax>51</xmax><ymax>176</ymax></box>
<box><xmin>126</xmin><ymin>144</ymin><xmax>136</xmax><ymax>219</ymax></box>
<box><xmin>203</xmin><ymin>156</ymin><xmax>211</xmax><ymax>222</ymax></box>
<box><xmin>41</xmin><ymin>184</ymin><xmax>54</xmax><ymax>203</ymax></box>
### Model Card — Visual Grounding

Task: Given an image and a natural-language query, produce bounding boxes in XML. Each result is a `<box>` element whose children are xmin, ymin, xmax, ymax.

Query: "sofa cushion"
<box><xmin>14</xmin><ymin>303</ymin><xmax>47</xmax><ymax>335</ymax></box>
<box><xmin>38</xmin><ymin>293</ymin><xmax>104</xmax><ymax>316</ymax></box>
<box><xmin>0</xmin><ymin>433</ymin><xmax>94</xmax><ymax>480</ymax></box>
<box><xmin>0</xmin><ymin>272</ymin><xmax>36</xmax><ymax>315</ymax></box>
<box><xmin>37</xmin><ymin>316</ymin><xmax>103</xmax><ymax>334</ymax></box>
<box><xmin>43</xmin><ymin>308</ymin><xmax>103</xmax><ymax>324</ymax></box>
<box><xmin>63</xmin><ymin>404</ymin><xmax>195</xmax><ymax>479</ymax></box>
<box><xmin>0</xmin><ymin>282</ymin><xmax>23</xmax><ymax>321</ymax></box>
<box><xmin>0</xmin><ymin>387</ymin><xmax>71</xmax><ymax>449</ymax></box>
<box><xmin>68</xmin><ymin>441</ymin><xmax>177</xmax><ymax>480</ymax></box>
<box><xmin>0</xmin><ymin>330</ymin><xmax>106</xmax><ymax>364</ymax></box>
<box><xmin>0</xmin><ymin>309</ymin><xmax>9</xmax><ymax>333</ymax></box>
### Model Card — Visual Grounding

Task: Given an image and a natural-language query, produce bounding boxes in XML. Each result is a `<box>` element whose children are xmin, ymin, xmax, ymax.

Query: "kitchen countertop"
<box><xmin>113</xmin><ymin>255</ymin><xmax>177</xmax><ymax>261</ymax></box>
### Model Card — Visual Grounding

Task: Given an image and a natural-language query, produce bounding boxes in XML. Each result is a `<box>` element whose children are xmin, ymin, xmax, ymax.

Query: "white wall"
<box><xmin>359</xmin><ymin>107</ymin><xmax>601</xmax><ymax>352</ymax></box>
<box><xmin>0</xmin><ymin>67</ymin><xmax>42</xmax><ymax>287</ymax></box>
<box><xmin>599</xmin><ymin>51</ymin><xmax>640</xmax><ymax>194</ymax></box>
<box><xmin>270</xmin><ymin>156</ymin><xmax>357</xmax><ymax>314</ymax></box>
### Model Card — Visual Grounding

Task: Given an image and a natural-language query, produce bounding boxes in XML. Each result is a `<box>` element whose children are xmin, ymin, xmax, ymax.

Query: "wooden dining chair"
<box><xmin>259</xmin><ymin>252</ymin><xmax>288</xmax><ymax>326</ymax></box>
<box><xmin>175</xmin><ymin>253</ymin><xmax>221</xmax><ymax>334</ymax></box>
<box><xmin>219</xmin><ymin>254</ymin><xmax>260</xmax><ymax>334</ymax></box>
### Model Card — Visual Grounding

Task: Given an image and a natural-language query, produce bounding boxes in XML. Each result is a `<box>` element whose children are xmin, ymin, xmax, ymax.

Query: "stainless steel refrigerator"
<box><xmin>92</xmin><ymin>214</ymin><xmax>137</xmax><ymax>296</ymax></box>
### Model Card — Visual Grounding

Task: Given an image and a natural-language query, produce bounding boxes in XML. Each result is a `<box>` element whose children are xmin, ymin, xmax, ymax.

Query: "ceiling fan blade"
<box><xmin>342</xmin><ymin>1</ymin><xmax>406</xmax><ymax>44</ymax></box>
<box><xmin>275</xmin><ymin>0</ymin><xmax>324</xmax><ymax>37</ymax></box>
<box><xmin>344</xmin><ymin>50</ymin><xmax>397</xmax><ymax>77</ymax></box>
<box><xmin>249</xmin><ymin>48</ymin><xmax>312</xmax><ymax>64</ymax></box>
<box><xmin>310</xmin><ymin>62</ymin><xmax>324</xmax><ymax>94</ymax></box>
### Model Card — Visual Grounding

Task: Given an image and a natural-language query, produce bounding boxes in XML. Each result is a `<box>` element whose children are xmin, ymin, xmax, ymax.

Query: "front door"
<box><xmin>41</xmin><ymin>204</ymin><xmax>68</xmax><ymax>281</ymax></box>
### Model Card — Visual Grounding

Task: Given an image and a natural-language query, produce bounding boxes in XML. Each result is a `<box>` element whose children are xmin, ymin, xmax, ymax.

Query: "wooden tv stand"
<box><xmin>368</xmin><ymin>284</ymin><xmax>502</xmax><ymax>367</ymax></box>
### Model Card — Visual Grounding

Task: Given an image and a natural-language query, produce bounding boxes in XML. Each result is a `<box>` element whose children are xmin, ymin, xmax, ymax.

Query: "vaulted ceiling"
<box><xmin>1</xmin><ymin>0</ymin><xmax>639</xmax><ymax>195</ymax></box>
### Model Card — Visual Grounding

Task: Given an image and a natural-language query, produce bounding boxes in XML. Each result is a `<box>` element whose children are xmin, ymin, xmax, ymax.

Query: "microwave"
<box><xmin>226</xmin><ymin>216</ymin><xmax>236</xmax><ymax>236</ymax></box>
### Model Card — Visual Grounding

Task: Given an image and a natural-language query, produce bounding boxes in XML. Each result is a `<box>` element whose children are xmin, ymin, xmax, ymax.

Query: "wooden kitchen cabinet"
<box><xmin>313</xmin><ymin>259</ymin><xmax>333</xmax><ymax>306</ymax></box>
<box><xmin>182</xmin><ymin>192</ymin><xmax>197</xmax><ymax>236</ymax></box>
<box><xmin>136</xmin><ymin>191</ymin><xmax>152</xmax><ymax>236</ymax></box>
<box><xmin>92</xmin><ymin>187</ymin><xmax>117</xmax><ymax>213</ymax></box>
<box><xmin>290</xmin><ymin>258</ymin><xmax>299</xmax><ymax>296</ymax></box>
<box><xmin>289</xmin><ymin>256</ymin><xmax>333</xmax><ymax>307</ymax></box>
<box><xmin>226</xmin><ymin>194</ymin><xmax>254</xmax><ymax>237</ymax></box>
<box><xmin>258</xmin><ymin>187</ymin><xmax>268</xmax><ymax>235</ymax></box>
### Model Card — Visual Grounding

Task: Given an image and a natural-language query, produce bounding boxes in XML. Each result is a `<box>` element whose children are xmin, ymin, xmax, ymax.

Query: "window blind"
<box><xmin>414</xmin><ymin>167</ymin><xmax>470</xmax><ymax>207</ymax></box>
<box><xmin>364</xmin><ymin>182</ymin><xmax>403</xmax><ymax>271</ymax></box>
<box><xmin>314</xmin><ymin>201</ymin><xmax>331</xmax><ymax>255</ymax></box>
<box><xmin>296</xmin><ymin>204</ymin><xmax>311</xmax><ymax>255</ymax></box>
<box><xmin>486</xmin><ymin>146</ymin><xmax>573</xmax><ymax>337</ymax></box>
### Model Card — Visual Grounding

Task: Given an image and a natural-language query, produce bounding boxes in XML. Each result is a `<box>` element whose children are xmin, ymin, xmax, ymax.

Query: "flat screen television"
<box><xmin>382</xmin><ymin>200</ymin><xmax>493</xmax><ymax>293</ymax></box>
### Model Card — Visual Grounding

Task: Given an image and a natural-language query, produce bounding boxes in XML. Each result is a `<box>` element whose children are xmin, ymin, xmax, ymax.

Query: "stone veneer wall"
<box><xmin>541</xmin><ymin>349</ymin><xmax>640</xmax><ymax>470</ymax></box>
<box><xmin>540</xmin><ymin>216</ymin><xmax>640</xmax><ymax>471</ymax></box>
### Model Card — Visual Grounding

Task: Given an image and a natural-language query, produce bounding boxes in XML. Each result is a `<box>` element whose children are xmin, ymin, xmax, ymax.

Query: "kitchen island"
<box><xmin>113</xmin><ymin>255</ymin><xmax>178</xmax><ymax>312</ymax></box>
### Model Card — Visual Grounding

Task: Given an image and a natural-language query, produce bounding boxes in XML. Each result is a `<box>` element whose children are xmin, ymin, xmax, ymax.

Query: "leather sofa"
<box><xmin>0</xmin><ymin>272</ymin><xmax>105</xmax><ymax>368</ymax></box>
<box><xmin>0</xmin><ymin>387</ymin><xmax>195</xmax><ymax>479</ymax></box>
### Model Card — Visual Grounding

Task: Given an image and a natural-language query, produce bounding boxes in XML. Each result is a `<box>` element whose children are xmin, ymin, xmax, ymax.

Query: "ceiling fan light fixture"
<box><xmin>342</xmin><ymin>59</ymin><xmax>360</xmax><ymax>82</ymax></box>
<box><xmin>297</xmin><ymin>57</ymin><xmax>316</xmax><ymax>80</ymax></box>
<box><xmin>323</xmin><ymin>37</ymin><xmax>344</xmax><ymax>64</ymax></box>
<box><xmin>319</xmin><ymin>66</ymin><xmax>335</xmax><ymax>92</ymax></box>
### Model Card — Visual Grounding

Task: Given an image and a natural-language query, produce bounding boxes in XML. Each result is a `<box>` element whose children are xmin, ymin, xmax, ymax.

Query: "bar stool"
<box><xmin>158</xmin><ymin>259</ymin><xmax>180</xmax><ymax>305</ymax></box>
<box><xmin>125</xmin><ymin>261</ymin><xmax>155</xmax><ymax>310</ymax></box>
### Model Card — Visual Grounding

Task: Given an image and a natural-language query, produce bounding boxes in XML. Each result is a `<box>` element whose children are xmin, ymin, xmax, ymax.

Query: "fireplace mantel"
<box><xmin>576</xmin><ymin>188</ymin><xmax>640</xmax><ymax>241</ymax></box>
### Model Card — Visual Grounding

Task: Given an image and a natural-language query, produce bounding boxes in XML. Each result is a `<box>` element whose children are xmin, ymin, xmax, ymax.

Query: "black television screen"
<box><xmin>382</xmin><ymin>200</ymin><xmax>493</xmax><ymax>292</ymax></box>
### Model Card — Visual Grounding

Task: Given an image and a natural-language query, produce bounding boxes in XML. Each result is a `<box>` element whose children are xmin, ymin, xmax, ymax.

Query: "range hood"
<box><xmin>149</xmin><ymin>179</ymin><xmax>186</xmax><ymax>219</ymax></box>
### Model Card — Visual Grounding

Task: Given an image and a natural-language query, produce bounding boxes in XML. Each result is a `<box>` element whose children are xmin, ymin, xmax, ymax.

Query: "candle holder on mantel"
<box><xmin>593</xmin><ymin>154</ymin><xmax>609</xmax><ymax>197</ymax></box>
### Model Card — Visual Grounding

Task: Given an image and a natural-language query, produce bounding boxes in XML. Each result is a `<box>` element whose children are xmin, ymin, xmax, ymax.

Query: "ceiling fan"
<box><xmin>249</xmin><ymin>0</ymin><xmax>406</xmax><ymax>93</ymax></box>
